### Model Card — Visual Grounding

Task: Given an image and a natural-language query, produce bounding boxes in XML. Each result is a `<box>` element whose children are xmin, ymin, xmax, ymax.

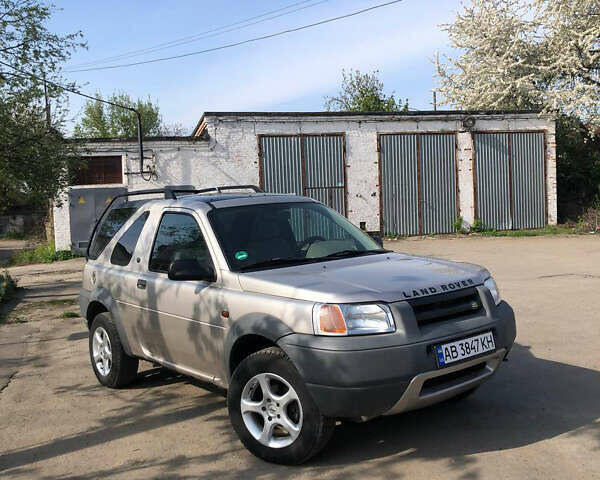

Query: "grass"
<box><xmin>1</xmin><ymin>298</ymin><xmax>78</xmax><ymax>325</ymax></box>
<box><xmin>476</xmin><ymin>225</ymin><xmax>577</xmax><ymax>237</ymax></box>
<box><xmin>384</xmin><ymin>224</ymin><xmax>580</xmax><ymax>240</ymax></box>
<box><xmin>10</xmin><ymin>242</ymin><xmax>80</xmax><ymax>266</ymax></box>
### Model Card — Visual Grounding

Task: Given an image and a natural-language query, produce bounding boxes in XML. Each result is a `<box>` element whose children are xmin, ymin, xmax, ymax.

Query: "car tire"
<box><xmin>89</xmin><ymin>312</ymin><xmax>139</xmax><ymax>388</ymax></box>
<box><xmin>227</xmin><ymin>347</ymin><xmax>335</xmax><ymax>465</ymax></box>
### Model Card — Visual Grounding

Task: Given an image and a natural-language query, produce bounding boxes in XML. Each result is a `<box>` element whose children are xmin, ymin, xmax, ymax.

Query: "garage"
<box><xmin>379</xmin><ymin>133</ymin><xmax>457</xmax><ymax>235</ymax></box>
<box><xmin>473</xmin><ymin>132</ymin><xmax>546</xmax><ymax>230</ymax></box>
<box><xmin>54</xmin><ymin>112</ymin><xmax>557</xmax><ymax>250</ymax></box>
<box><xmin>258</xmin><ymin>134</ymin><xmax>346</xmax><ymax>216</ymax></box>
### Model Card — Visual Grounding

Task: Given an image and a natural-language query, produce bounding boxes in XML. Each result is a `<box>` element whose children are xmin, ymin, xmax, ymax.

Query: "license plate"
<box><xmin>435</xmin><ymin>331</ymin><xmax>495</xmax><ymax>367</ymax></box>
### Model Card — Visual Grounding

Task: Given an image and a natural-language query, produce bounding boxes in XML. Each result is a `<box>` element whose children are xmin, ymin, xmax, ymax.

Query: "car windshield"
<box><xmin>208</xmin><ymin>201</ymin><xmax>386</xmax><ymax>272</ymax></box>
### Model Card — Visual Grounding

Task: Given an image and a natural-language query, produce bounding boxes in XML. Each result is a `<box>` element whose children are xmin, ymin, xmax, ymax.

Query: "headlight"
<box><xmin>484</xmin><ymin>277</ymin><xmax>501</xmax><ymax>305</ymax></box>
<box><xmin>313</xmin><ymin>303</ymin><xmax>395</xmax><ymax>336</ymax></box>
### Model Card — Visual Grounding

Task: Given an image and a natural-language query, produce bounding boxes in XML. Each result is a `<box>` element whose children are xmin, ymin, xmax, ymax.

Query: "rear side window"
<box><xmin>110</xmin><ymin>212</ymin><xmax>150</xmax><ymax>266</ymax></box>
<box><xmin>149</xmin><ymin>213</ymin><xmax>213</xmax><ymax>273</ymax></box>
<box><xmin>89</xmin><ymin>205</ymin><xmax>140</xmax><ymax>259</ymax></box>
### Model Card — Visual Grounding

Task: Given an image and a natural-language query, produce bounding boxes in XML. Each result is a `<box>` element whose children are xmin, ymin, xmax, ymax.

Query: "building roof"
<box><xmin>67</xmin><ymin>136</ymin><xmax>205</xmax><ymax>144</ymax></box>
<box><xmin>192</xmin><ymin>109</ymin><xmax>544</xmax><ymax>136</ymax></box>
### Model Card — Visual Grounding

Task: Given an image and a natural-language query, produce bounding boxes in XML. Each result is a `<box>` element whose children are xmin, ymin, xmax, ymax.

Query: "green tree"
<box><xmin>435</xmin><ymin>0</ymin><xmax>600</xmax><ymax>124</ymax></box>
<box><xmin>435</xmin><ymin>0</ymin><xmax>600</xmax><ymax>219</ymax></box>
<box><xmin>73</xmin><ymin>92</ymin><xmax>164</xmax><ymax>138</ymax></box>
<box><xmin>325</xmin><ymin>69</ymin><xmax>408</xmax><ymax>112</ymax></box>
<box><xmin>555</xmin><ymin>116</ymin><xmax>600</xmax><ymax>220</ymax></box>
<box><xmin>0</xmin><ymin>0</ymin><xmax>85</xmax><ymax>213</ymax></box>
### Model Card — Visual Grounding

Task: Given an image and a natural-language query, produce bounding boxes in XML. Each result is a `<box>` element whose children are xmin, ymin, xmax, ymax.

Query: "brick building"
<box><xmin>54</xmin><ymin>111</ymin><xmax>556</xmax><ymax>252</ymax></box>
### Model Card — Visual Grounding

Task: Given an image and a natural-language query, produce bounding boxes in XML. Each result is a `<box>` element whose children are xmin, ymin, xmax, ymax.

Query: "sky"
<box><xmin>48</xmin><ymin>0</ymin><xmax>462</xmax><ymax>134</ymax></box>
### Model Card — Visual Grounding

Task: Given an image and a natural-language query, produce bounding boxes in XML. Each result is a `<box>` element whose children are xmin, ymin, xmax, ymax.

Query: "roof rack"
<box><xmin>165</xmin><ymin>184</ymin><xmax>263</xmax><ymax>199</ymax></box>
<box><xmin>85</xmin><ymin>185</ymin><xmax>263</xmax><ymax>259</ymax></box>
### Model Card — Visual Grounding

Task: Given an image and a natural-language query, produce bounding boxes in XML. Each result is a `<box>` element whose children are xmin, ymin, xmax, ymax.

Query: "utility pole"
<box><xmin>42</xmin><ymin>72</ymin><xmax>51</xmax><ymax>128</ymax></box>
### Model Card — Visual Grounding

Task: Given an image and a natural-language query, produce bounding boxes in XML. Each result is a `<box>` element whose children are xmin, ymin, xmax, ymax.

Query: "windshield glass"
<box><xmin>208</xmin><ymin>202</ymin><xmax>384</xmax><ymax>272</ymax></box>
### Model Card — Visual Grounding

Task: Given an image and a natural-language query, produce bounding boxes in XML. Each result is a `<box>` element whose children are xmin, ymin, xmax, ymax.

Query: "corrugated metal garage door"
<box><xmin>474</xmin><ymin>132</ymin><xmax>545</xmax><ymax>230</ymax></box>
<box><xmin>511</xmin><ymin>133</ymin><xmax>546</xmax><ymax>229</ymax></box>
<box><xmin>473</xmin><ymin>133</ymin><xmax>512</xmax><ymax>230</ymax></box>
<box><xmin>380</xmin><ymin>135</ymin><xmax>419</xmax><ymax>235</ymax></box>
<box><xmin>380</xmin><ymin>133</ymin><xmax>457</xmax><ymax>235</ymax></box>
<box><xmin>420</xmin><ymin>134</ymin><xmax>457</xmax><ymax>234</ymax></box>
<box><xmin>259</xmin><ymin>135</ymin><xmax>346</xmax><ymax>216</ymax></box>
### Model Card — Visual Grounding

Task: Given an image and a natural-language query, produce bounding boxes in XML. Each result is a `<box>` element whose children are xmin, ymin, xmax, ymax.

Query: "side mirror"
<box><xmin>369</xmin><ymin>233</ymin><xmax>384</xmax><ymax>248</ymax></box>
<box><xmin>168</xmin><ymin>259</ymin><xmax>216</xmax><ymax>282</ymax></box>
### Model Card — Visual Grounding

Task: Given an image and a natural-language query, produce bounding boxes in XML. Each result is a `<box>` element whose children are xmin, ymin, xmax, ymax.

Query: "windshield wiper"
<box><xmin>239</xmin><ymin>257</ymin><xmax>315</xmax><ymax>271</ymax></box>
<box><xmin>323</xmin><ymin>248</ymin><xmax>390</xmax><ymax>259</ymax></box>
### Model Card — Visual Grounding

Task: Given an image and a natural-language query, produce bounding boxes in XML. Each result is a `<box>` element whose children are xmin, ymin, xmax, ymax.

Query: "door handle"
<box><xmin>137</xmin><ymin>279</ymin><xmax>147</xmax><ymax>290</ymax></box>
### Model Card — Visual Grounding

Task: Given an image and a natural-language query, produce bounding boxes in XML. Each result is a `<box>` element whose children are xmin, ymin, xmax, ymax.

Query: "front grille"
<box><xmin>421</xmin><ymin>362</ymin><xmax>487</xmax><ymax>395</ymax></box>
<box><xmin>408</xmin><ymin>287</ymin><xmax>484</xmax><ymax>325</ymax></box>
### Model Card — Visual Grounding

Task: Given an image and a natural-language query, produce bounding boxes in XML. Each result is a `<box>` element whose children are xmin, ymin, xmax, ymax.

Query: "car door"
<box><xmin>135</xmin><ymin>209</ymin><xmax>226</xmax><ymax>382</ymax></box>
<box><xmin>102</xmin><ymin>210</ymin><xmax>152</xmax><ymax>359</ymax></box>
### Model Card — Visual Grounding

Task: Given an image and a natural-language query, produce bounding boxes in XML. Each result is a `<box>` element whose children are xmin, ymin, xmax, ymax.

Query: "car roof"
<box><xmin>122</xmin><ymin>192</ymin><xmax>317</xmax><ymax>211</ymax></box>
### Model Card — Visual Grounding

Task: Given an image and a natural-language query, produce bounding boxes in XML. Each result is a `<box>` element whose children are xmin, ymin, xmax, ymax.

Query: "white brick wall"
<box><xmin>55</xmin><ymin>112</ymin><xmax>556</xmax><ymax>250</ymax></box>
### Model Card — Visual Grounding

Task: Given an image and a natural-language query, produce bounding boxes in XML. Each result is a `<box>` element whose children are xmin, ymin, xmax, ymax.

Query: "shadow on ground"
<box><xmin>1</xmin><ymin>343</ymin><xmax>598</xmax><ymax>479</ymax></box>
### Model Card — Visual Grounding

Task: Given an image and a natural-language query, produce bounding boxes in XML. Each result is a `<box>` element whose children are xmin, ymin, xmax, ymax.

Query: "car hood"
<box><xmin>237</xmin><ymin>252</ymin><xmax>489</xmax><ymax>304</ymax></box>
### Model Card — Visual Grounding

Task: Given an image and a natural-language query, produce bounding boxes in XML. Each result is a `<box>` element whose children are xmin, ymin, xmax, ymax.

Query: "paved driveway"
<box><xmin>0</xmin><ymin>236</ymin><xmax>599</xmax><ymax>479</ymax></box>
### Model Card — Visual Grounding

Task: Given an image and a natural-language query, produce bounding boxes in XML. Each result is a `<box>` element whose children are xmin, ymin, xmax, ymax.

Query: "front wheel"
<box><xmin>227</xmin><ymin>347</ymin><xmax>334</xmax><ymax>464</ymax></box>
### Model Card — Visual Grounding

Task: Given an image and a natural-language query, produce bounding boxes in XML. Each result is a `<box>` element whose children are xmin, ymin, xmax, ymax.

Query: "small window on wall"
<box><xmin>110</xmin><ymin>212</ymin><xmax>150</xmax><ymax>266</ymax></box>
<box><xmin>74</xmin><ymin>156</ymin><xmax>123</xmax><ymax>185</ymax></box>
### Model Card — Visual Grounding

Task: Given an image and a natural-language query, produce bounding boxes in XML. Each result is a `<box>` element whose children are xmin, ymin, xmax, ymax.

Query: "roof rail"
<box><xmin>170</xmin><ymin>185</ymin><xmax>263</xmax><ymax>197</ymax></box>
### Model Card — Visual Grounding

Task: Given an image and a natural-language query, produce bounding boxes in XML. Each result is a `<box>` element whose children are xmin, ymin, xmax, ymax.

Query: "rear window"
<box><xmin>110</xmin><ymin>212</ymin><xmax>150</xmax><ymax>266</ymax></box>
<box><xmin>88</xmin><ymin>201</ymin><xmax>144</xmax><ymax>259</ymax></box>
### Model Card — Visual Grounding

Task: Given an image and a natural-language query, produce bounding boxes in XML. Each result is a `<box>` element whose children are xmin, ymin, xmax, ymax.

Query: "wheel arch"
<box><xmin>86</xmin><ymin>301</ymin><xmax>108</xmax><ymax>329</ymax></box>
<box><xmin>86</xmin><ymin>288</ymin><xmax>134</xmax><ymax>356</ymax></box>
<box><xmin>225</xmin><ymin>314</ymin><xmax>295</xmax><ymax>382</ymax></box>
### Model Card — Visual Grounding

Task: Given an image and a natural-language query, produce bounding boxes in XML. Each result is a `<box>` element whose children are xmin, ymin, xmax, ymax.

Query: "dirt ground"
<box><xmin>0</xmin><ymin>236</ymin><xmax>599</xmax><ymax>479</ymax></box>
<box><xmin>0</xmin><ymin>240</ymin><xmax>32</xmax><ymax>267</ymax></box>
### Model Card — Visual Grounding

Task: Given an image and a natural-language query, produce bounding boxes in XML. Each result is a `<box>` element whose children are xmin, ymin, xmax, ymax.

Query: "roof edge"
<box><xmin>66</xmin><ymin>135</ymin><xmax>207</xmax><ymax>143</ymax></box>
<box><xmin>193</xmin><ymin>109</ymin><xmax>548</xmax><ymax>135</ymax></box>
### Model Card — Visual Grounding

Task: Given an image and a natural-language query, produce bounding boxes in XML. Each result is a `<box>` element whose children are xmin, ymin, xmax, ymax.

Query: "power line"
<box><xmin>0</xmin><ymin>61</ymin><xmax>135</xmax><ymax>110</ymax></box>
<box><xmin>0</xmin><ymin>60</ymin><xmax>152</xmax><ymax>180</ymax></box>
<box><xmin>68</xmin><ymin>0</ymin><xmax>327</xmax><ymax>69</ymax></box>
<box><xmin>65</xmin><ymin>0</ymin><xmax>404</xmax><ymax>73</ymax></box>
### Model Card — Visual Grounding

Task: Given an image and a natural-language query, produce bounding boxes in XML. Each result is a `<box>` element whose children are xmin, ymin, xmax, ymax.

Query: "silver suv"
<box><xmin>80</xmin><ymin>186</ymin><xmax>516</xmax><ymax>464</ymax></box>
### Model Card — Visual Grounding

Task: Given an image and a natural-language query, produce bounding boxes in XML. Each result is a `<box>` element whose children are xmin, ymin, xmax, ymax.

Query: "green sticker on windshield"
<box><xmin>235</xmin><ymin>251</ymin><xmax>248</xmax><ymax>261</ymax></box>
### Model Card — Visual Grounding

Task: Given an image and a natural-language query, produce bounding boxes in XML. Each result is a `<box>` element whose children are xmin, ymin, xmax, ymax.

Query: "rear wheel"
<box><xmin>227</xmin><ymin>347</ymin><xmax>334</xmax><ymax>464</ymax></box>
<box><xmin>89</xmin><ymin>312</ymin><xmax>138</xmax><ymax>388</ymax></box>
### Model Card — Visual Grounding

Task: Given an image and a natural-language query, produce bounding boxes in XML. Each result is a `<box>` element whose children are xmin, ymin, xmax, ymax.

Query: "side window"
<box><xmin>149</xmin><ymin>213</ymin><xmax>213</xmax><ymax>273</ymax></box>
<box><xmin>110</xmin><ymin>212</ymin><xmax>150</xmax><ymax>266</ymax></box>
<box><xmin>89</xmin><ymin>206</ymin><xmax>141</xmax><ymax>259</ymax></box>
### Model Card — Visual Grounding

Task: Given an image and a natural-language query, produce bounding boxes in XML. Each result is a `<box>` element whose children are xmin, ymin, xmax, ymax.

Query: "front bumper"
<box><xmin>278</xmin><ymin>299</ymin><xmax>516</xmax><ymax>419</ymax></box>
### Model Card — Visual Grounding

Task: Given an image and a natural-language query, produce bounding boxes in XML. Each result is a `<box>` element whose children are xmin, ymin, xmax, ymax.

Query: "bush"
<box><xmin>470</xmin><ymin>220</ymin><xmax>494</xmax><ymax>233</ymax></box>
<box><xmin>0</xmin><ymin>271</ymin><xmax>18</xmax><ymax>304</ymax></box>
<box><xmin>574</xmin><ymin>205</ymin><xmax>600</xmax><ymax>233</ymax></box>
<box><xmin>10</xmin><ymin>243</ymin><xmax>79</xmax><ymax>266</ymax></box>
<box><xmin>452</xmin><ymin>216</ymin><xmax>468</xmax><ymax>234</ymax></box>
